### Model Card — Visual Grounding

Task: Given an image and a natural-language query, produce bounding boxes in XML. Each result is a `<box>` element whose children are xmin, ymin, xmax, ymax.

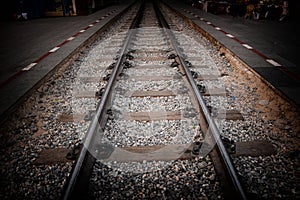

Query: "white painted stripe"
<box><xmin>200</xmin><ymin>18</ymin><xmax>204</xmax><ymax>20</ymax></box>
<box><xmin>79</xmin><ymin>30</ymin><xmax>85</xmax><ymax>33</ymax></box>
<box><xmin>67</xmin><ymin>37</ymin><xmax>75</xmax><ymax>41</ymax></box>
<box><xmin>226</xmin><ymin>34</ymin><xmax>234</xmax><ymax>38</ymax></box>
<box><xmin>242</xmin><ymin>44</ymin><xmax>253</xmax><ymax>49</ymax></box>
<box><xmin>49</xmin><ymin>47</ymin><xmax>60</xmax><ymax>53</ymax></box>
<box><xmin>194</xmin><ymin>15</ymin><xmax>199</xmax><ymax>17</ymax></box>
<box><xmin>22</xmin><ymin>63</ymin><xmax>37</xmax><ymax>71</ymax></box>
<box><xmin>89</xmin><ymin>24</ymin><xmax>94</xmax><ymax>27</ymax></box>
<box><xmin>206</xmin><ymin>22</ymin><xmax>212</xmax><ymax>24</ymax></box>
<box><xmin>95</xmin><ymin>20</ymin><xmax>100</xmax><ymax>23</ymax></box>
<box><xmin>215</xmin><ymin>27</ymin><xmax>221</xmax><ymax>30</ymax></box>
<box><xmin>266</xmin><ymin>59</ymin><xmax>281</xmax><ymax>67</ymax></box>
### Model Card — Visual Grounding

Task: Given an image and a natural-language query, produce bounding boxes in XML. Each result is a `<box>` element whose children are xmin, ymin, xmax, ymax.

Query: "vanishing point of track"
<box><xmin>62</xmin><ymin>1</ymin><xmax>246</xmax><ymax>199</ymax></box>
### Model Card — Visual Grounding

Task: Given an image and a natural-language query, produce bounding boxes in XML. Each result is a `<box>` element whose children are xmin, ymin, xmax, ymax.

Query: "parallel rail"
<box><xmin>62</xmin><ymin>1</ymin><xmax>247</xmax><ymax>199</ymax></box>
<box><xmin>154</xmin><ymin>2</ymin><xmax>246</xmax><ymax>199</ymax></box>
<box><xmin>61</xmin><ymin>2</ymin><xmax>145</xmax><ymax>199</ymax></box>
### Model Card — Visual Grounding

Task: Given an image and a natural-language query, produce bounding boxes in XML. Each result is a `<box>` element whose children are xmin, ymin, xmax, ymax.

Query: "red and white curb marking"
<box><xmin>242</xmin><ymin>44</ymin><xmax>253</xmax><ymax>50</ymax></box>
<box><xmin>226</xmin><ymin>34</ymin><xmax>234</xmax><ymax>38</ymax></box>
<box><xmin>48</xmin><ymin>47</ymin><xmax>60</xmax><ymax>53</ymax></box>
<box><xmin>67</xmin><ymin>36</ymin><xmax>75</xmax><ymax>41</ymax></box>
<box><xmin>0</xmin><ymin>9</ymin><xmax>118</xmax><ymax>88</ymax></box>
<box><xmin>22</xmin><ymin>63</ymin><xmax>37</xmax><ymax>71</ymax></box>
<box><xmin>183</xmin><ymin>9</ymin><xmax>300</xmax><ymax>80</ymax></box>
<box><xmin>266</xmin><ymin>59</ymin><xmax>281</xmax><ymax>67</ymax></box>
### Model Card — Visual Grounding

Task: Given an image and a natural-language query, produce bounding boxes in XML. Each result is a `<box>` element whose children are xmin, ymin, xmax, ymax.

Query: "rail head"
<box><xmin>153</xmin><ymin>2</ymin><xmax>247</xmax><ymax>200</ymax></box>
<box><xmin>63</xmin><ymin>1</ymin><xmax>247</xmax><ymax>199</ymax></box>
<box><xmin>61</xmin><ymin>2</ymin><xmax>145</xmax><ymax>199</ymax></box>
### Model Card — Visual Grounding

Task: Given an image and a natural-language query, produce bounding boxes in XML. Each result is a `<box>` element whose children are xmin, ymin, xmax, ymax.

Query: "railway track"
<box><xmin>62</xmin><ymin>1</ymin><xmax>246</xmax><ymax>199</ymax></box>
<box><xmin>0</xmin><ymin>0</ymin><xmax>299</xmax><ymax>199</ymax></box>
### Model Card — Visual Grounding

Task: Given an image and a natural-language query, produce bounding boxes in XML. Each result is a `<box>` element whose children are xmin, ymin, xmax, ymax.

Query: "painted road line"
<box><xmin>0</xmin><ymin>9</ymin><xmax>118</xmax><ymax>89</ymax></box>
<box><xmin>22</xmin><ymin>63</ymin><xmax>37</xmax><ymax>71</ymax></box>
<box><xmin>67</xmin><ymin>37</ymin><xmax>75</xmax><ymax>41</ymax></box>
<box><xmin>57</xmin><ymin>40</ymin><xmax>70</xmax><ymax>47</ymax></box>
<box><xmin>49</xmin><ymin>47</ymin><xmax>60</xmax><ymax>53</ymax></box>
<box><xmin>232</xmin><ymin>37</ymin><xmax>243</xmax><ymax>44</ymax></box>
<box><xmin>34</xmin><ymin>52</ymin><xmax>51</xmax><ymax>63</ymax></box>
<box><xmin>266</xmin><ymin>59</ymin><xmax>282</xmax><ymax>67</ymax></box>
<box><xmin>182</xmin><ymin>8</ymin><xmax>299</xmax><ymax>81</ymax></box>
<box><xmin>226</xmin><ymin>34</ymin><xmax>234</xmax><ymax>38</ymax></box>
<box><xmin>242</xmin><ymin>44</ymin><xmax>253</xmax><ymax>49</ymax></box>
<box><xmin>251</xmin><ymin>49</ymin><xmax>269</xmax><ymax>60</ymax></box>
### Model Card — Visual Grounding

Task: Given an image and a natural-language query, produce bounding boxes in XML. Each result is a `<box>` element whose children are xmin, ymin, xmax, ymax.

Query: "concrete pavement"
<box><xmin>163</xmin><ymin>0</ymin><xmax>300</xmax><ymax>107</ymax></box>
<box><xmin>0</xmin><ymin>1</ymin><xmax>134</xmax><ymax>120</ymax></box>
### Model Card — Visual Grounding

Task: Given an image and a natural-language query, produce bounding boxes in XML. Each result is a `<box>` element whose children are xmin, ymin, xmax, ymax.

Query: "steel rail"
<box><xmin>153</xmin><ymin>2</ymin><xmax>247</xmax><ymax>199</ymax></box>
<box><xmin>61</xmin><ymin>2</ymin><xmax>145</xmax><ymax>199</ymax></box>
<box><xmin>63</xmin><ymin>1</ymin><xmax>246</xmax><ymax>199</ymax></box>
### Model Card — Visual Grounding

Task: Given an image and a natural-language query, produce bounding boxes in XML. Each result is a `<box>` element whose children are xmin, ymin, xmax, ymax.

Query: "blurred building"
<box><xmin>186</xmin><ymin>0</ymin><xmax>299</xmax><ymax>20</ymax></box>
<box><xmin>0</xmin><ymin>0</ymin><xmax>117</xmax><ymax>20</ymax></box>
